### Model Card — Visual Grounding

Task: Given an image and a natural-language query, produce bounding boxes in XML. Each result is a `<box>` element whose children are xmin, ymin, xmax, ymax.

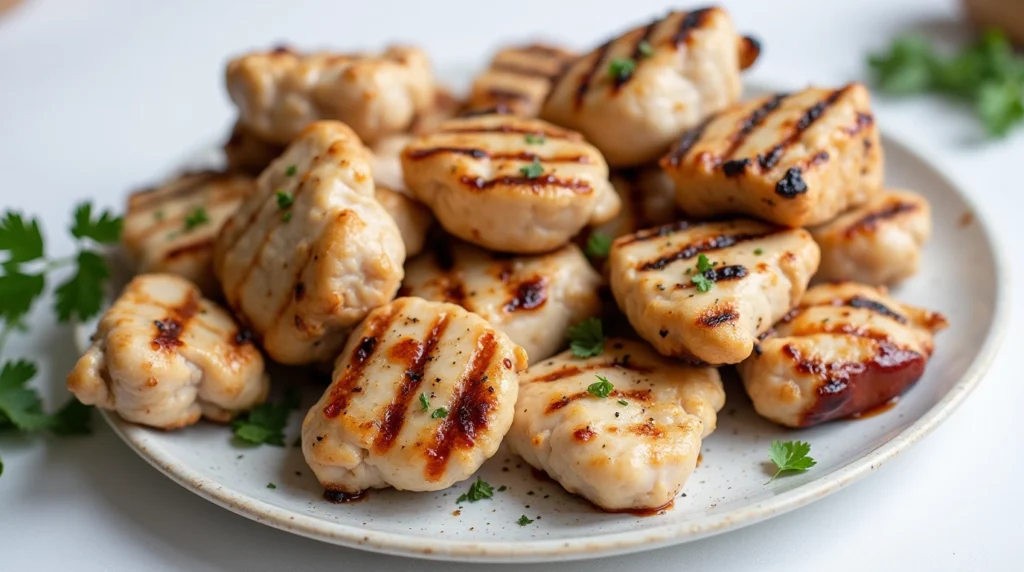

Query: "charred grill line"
<box><xmin>424</xmin><ymin>332</ymin><xmax>500</xmax><ymax>480</ymax></box>
<box><xmin>373</xmin><ymin>315</ymin><xmax>451</xmax><ymax>453</ymax></box>
<box><xmin>613</xmin><ymin>19</ymin><xmax>659</xmax><ymax>90</ymax></box>
<box><xmin>720</xmin><ymin>93</ymin><xmax>789</xmax><ymax>161</ymax></box>
<box><xmin>323</xmin><ymin>310</ymin><xmax>394</xmax><ymax>418</ymax></box>
<box><xmin>163</xmin><ymin>238</ymin><xmax>214</xmax><ymax>260</ymax></box>
<box><xmin>663</xmin><ymin>120</ymin><xmax>710</xmax><ymax>167</ymax></box>
<box><xmin>847</xmin><ymin>295</ymin><xmax>907</xmax><ymax>323</ymax></box>
<box><xmin>545</xmin><ymin>388</ymin><xmax>654</xmax><ymax>414</ymax></box>
<box><xmin>673</xmin><ymin>264</ymin><xmax>748</xmax><ymax>288</ymax></box>
<box><xmin>671</xmin><ymin>8</ymin><xmax>713</xmax><ymax>46</ymax></box>
<box><xmin>528</xmin><ymin>358</ymin><xmax>655</xmax><ymax>383</ymax></box>
<box><xmin>616</xmin><ymin>220</ymin><xmax>707</xmax><ymax>246</ymax></box>
<box><xmin>490</xmin><ymin>61</ymin><xmax>561</xmax><ymax>79</ymax></box>
<box><xmin>406</xmin><ymin>146</ymin><xmax>591</xmax><ymax>163</ymax></box>
<box><xmin>484</xmin><ymin>88</ymin><xmax>534</xmax><ymax>102</ymax></box>
<box><xmin>638</xmin><ymin>231</ymin><xmax>775</xmax><ymax>271</ymax></box>
<box><xmin>459</xmin><ymin>174</ymin><xmax>593</xmax><ymax>194</ymax></box>
<box><xmin>844</xmin><ymin>201</ymin><xmax>919</xmax><ymax>237</ymax></box>
<box><xmin>438</xmin><ymin>125</ymin><xmax>575</xmax><ymax>140</ymax></box>
<box><xmin>502</xmin><ymin>276</ymin><xmax>548</xmax><ymax>313</ymax></box>
<box><xmin>574</xmin><ymin>40</ymin><xmax>614</xmax><ymax>109</ymax></box>
<box><xmin>757</xmin><ymin>86</ymin><xmax>851</xmax><ymax>172</ymax></box>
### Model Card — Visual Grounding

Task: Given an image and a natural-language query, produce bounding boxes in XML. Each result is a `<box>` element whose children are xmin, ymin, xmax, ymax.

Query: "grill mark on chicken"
<box><xmin>164</xmin><ymin>238</ymin><xmax>214</xmax><ymax>260</ymax></box>
<box><xmin>663</xmin><ymin>120</ymin><xmax>710</xmax><ymax>167</ymax></box>
<box><xmin>484</xmin><ymin>87</ymin><xmax>534</xmax><ymax>102</ymax></box>
<box><xmin>615</xmin><ymin>219</ymin><xmax>708</xmax><ymax>246</ymax></box>
<box><xmin>720</xmin><ymin>93</ymin><xmax>789</xmax><ymax>162</ymax></box>
<box><xmin>424</xmin><ymin>332</ymin><xmax>499</xmax><ymax>480</ymax></box>
<box><xmin>756</xmin><ymin>86</ymin><xmax>851</xmax><ymax>171</ymax></box>
<box><xmin>528</xmin><ymin>357</ymin><xmax>655</xmax><ymax>383</ymax></box>
<box><xmin>459</xmin><ymin>174</ymin><xmax>593</xmax><ymax>194</ymax></box>
<box><xmin>406</xmin><ymin>147</ymin><xmax>591</xmax><ymax>163</ymax></box>
<box><xmin>129</xmin><ymin>171</ymin><xmax>223</xmax><ymax>210</ymax></box>
<box><xmin>545</xmin><ymin>388</ymin><xmax>654</xmax><ymax>414</ymax></box>
<box><xmin>151</xmin><ymin>291</ymin><xmax>200</xmax><ymax>351</ymax></box>
<box><xmin>782</xmin><ymin>342</ymin><xmax>926</xmax><ymax>427</ymax></box>
<box><xmin>459</xmin><ymin>104</ymin><xmax>514</xmax><ymax>117</ymax></box>
<box><xmin>572</xmin><ymin>425</ymin><xmax>596</xmax><ymax>442</ymax></box>
<box><xmin>269</xmin><ymin>246</ymin><xmax>317</xmax><ymax>332</ymax></box>
<box><xmin>490</xmin><ymin>60</ymin><xmax>561</xmax><ymax>79</ymax></box>
<box><xmin>846</xmin><ymin>112</ymin><xmax>875</xmax><ymax>136</ymax></box>
<box><xmin>775</xmin><ymin>166</ymin><xmax>808</xmax><ymax>198</ymax></box>
<box><xmin>522</xmin><ymin>44</ymin><xmax>573</xmax><ymax>59</ymax></box>
<box><xmin>673</xmin><ymin>264</ymin><xmax>749</xmax><ymax>289</ymax></box>
<box><xmin>671</xmin><ymin>8</ymin><xmax>713</xmax><ymax>46</ymax></box>
<box><xmin>698</xmin><ymin>303</ymin><xmax>739</xmax><ymax>327</ymax></box>
<box><xmin>502</xmin><ymin>276</ymin><xmax>548</xmax><ymax>313</ymax></box>
<box><xmin>438</xmin><ymin>124</ymin><xmax>576</xmax><ymax>141</ymax></box>
<box><xmin>612</xmin><ymin>19</ymin><xmax>659</xmax><ymax>90</ymax></box>
<box><xmin>373</xmin><ymin>315</ymin><xmax>451</xmax><ymax>454</ymax></box>
<box><xmin>785</xmin><ymin>320</ymin><xmax>896</xmax><ymax>344</ymax></box>
<box><xmin>573</xmin><ymin>39</ymin><xmax>614</xmax><ymax>109</ymax></box>
<box><xmin>629</xmin><ymin>418</ymin><xmax>665</xmax><ymax>438</ymax></box>
<box><xmin>638</xmin><ymin>230</ymin><xmax>777</xmax><ymax>271</ymax></box>
<box><xmin>323</xmin><ymin>310</ymin><xmax>395</xmax><ymax>418</ymax></box>
<box><xmin>844</xmin><ymin>201</ymin><xmax>920</xmax><ymax>237</ymax></box>
<box><xmin>846</xmin><ymin>296</ymin><xmax>907</xmax><ymax>323</ymax></box>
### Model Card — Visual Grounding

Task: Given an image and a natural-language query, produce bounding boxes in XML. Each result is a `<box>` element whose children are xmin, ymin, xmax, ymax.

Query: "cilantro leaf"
<box><xmin>419</xmin><ymin>393</ymin><xmax>430</xmax><ymax>412</ymax></box>
<box><xmin>608</xmin><ymin>58</ymin><xmax>637</xmax><ymax>81</ymax></box>
<box><xmin>767</xmin><ymin>440</ymin><xmax>816</xmax><ymax>482</ymax></box>
<box><xmin>276</xmin><ymin>191</ymin><xmax>294</xmax><ymax>210</ymax></box>
<box><xmin>978</xmin><ymin>78</ymin><xmax>1024</xmax><ymax>136</ymax></box>
<box><xmin>585</xmin><ymin>232</ymin><xmax>612</xmax><ymax>259</ymax></box>
<box><xmin>0</xmin><ymin>360</ymin><xmax>51</xmax><ymax>431</ymax></box>
<box><xmin>519</xmin><ymin>158</ymin><xmax>544</xmax><ymax>179</ymax></box>
<box><xmin>53</xmin><ymin>250</ymin><xmax>109</xmax><ymax>322</ymax></box>
<box><xmin>0</xmin><ymin>211</ymin><xmax>44</xmax><ymax>263</ymax></box>
<box><xmin>456</xmin><ymin>477</ymin><xmax>494</xmax><ymax>503</ymax></box>
<box><xmin>231</xmin><ymin>394</ymin><xmax>299</xmax><ymax>446</ymax></box>
<box><xmin>50</xmin><ymin>399</ymin><xmax>93</xmax><ymax>436</ymax></box>
<box><xmin>431</xmin><ymin>407</ymin><xmax>449</xmax><ymax>419</ymax></box>
<box><xmin>587</xmin><ymin>375</ymin><xmax>613</xmax><ymax>398</ymax></box>
<box><xmin>696</xmin><ymin>253</ymin><xmax>713</xmax><ymax>273</ymax></box>
<box><xmin>0</xmin><ymin>271</ymin><xmax>45</xmax><ymax>322</ymax></box>
<box><xmin>70</xmin><ymin>202</ymin><xmax>123</xmax><ymax>244</ymax></box>
<box><xmin>517</xmin><ymin>514</ymin><xmax>534</xmax><ymax>526</ymax></box>
<box><xmin>567</xmin><ymin>317</ymin><xmax>604</xmax><ymax>358</ymax></box>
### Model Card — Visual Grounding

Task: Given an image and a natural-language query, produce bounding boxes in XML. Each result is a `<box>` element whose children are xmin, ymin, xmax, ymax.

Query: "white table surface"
<box><xmin>1</xmin><ymin>0</ymin><xmax>1021</xmax><ymax>570</ymax></box>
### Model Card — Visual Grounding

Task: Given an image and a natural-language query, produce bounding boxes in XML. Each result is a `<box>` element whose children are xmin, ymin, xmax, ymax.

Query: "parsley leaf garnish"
<box><xmin>231</xmin><ymin>391</ymin><xmax>299</xmax><ymax>446</ymax></box>
<box><xmin>524</xmin><ymin>133</ymin><xmax>546</xmax><ymax>145</ymax></box>
<box><xmin>431</xmin><ymin>407</ymin><xmax>449</xmax><ymax>419</ymax></box>
<box><xmin>696</xmin><ymin>253</ymin><xmax>713</xmax><ymax>273</ymax></box>
<box><xmin>282</xmin><ymin>211</ymin><xmax>293</xmax><ymax>223</ymax></box>
<box><xmin>691</xmin><ymin>273</ymin><xmax>713</xmax><ymax>293</ymax></box>
<box><xmin>868</xmin><ymin>29</ymin><xmax>1024</xmax><ymax>136</ymax></box>
<box><xmin>0</xmin><ymin>271</ymin><xmax>45</xmax><ymax>323</ymax></box>
<box><xmin>0</xmin><ymin>360</ymin><xmax>50</xmax><ymax>431</ymax></box>
<box><xmin>567</xmin><ymin>317</ymin><xmax>604</xmax><ymax>358</ymax></box>
<box><xmin>49</xmin><ymin>399</ymin><xmax>93</xmax><ymax>435</ymax></box>
<box><xmin>70</xmin><ymin>202</ymin><xmax>123</xmax><ymax>244</ymax></box>
<box><xmin>267</xmin><ymin>482</ymin><xmax>277</xmax><ymax>489</ymax></box>
<box><xmin>519</xmin><ymin>158</ymin><xmax>544</xmax><ymax>178</ymax></box>
<box><xmin>617</xmin><ymin>399</ymin><xmax>628</xmax><ymax>406</ymax></box>
<box><xmin>419</xmin><ymin>393</ymin><xmax>430</xmax><ymax>412</ymax></box>
<box><xmin>517</xmin><ymin>514</ymin><xmax>534</xmax><ymax>526</ymax></box>
<box><xmin>54</xmin><ymin>250</ymin><xmax>109</xmax><ymax>322</ymax></box>
<box><xmin>767</xmin><ymin>440</ymin><xmax>817</xmax><ymax>482</ymax></box>
<box><xmin>456</xmin><ymin>477</ymin><xmax>494</xmax><ymax>503</ymax></box>
<box><xmin>276</xmin><ymin>191</ymin><xmax>294</xmax><ymax>210</ymax></box>
<box><xmin>638</xmin><ymin>40</ymin><xmax>655</xmax><ymax>58</ymax></box>
<box><xmin>0</xmin><ymin>212</ymin><xmax>44</xmax><ymax>264</ymax></box>
<box><xmin>586</xmin><ymin>232</ymin><xmax>612</xmax><ymax>258</ymax></box>
<box><xmin>608</xmin><ymin>58</ymin><xmax>637</xmax><ymax>81</ymax></box>
<box><xmin>285</xmin><ymin>165</ymin><xmax>298</xmax><ymax>176</ymax></box>
<box><xmin>753</xmin><ymin>248</ymin><xmax>764</xmax><ymax>255</ymax></box>
<box><xmin>588</xmin><ymin>375</ymin><xmax>613</xmax><ymax>398</ymax></box>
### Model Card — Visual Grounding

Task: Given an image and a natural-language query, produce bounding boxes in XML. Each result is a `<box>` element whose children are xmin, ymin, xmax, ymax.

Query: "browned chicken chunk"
<box><xmin>542</xmin><ymin>7</ymin><xmax>759</xmax><ymax>167</ymax></box>
<box><xmin>662</xmin><ymin>83</ymin><xmax>883</xmax><ymax>227</ymax></box>
<box><xmin>738</xmin><ymin>282</ymin><xmax>947</xmax><ymax>427</ymax></box>
<box><xmin>466</xmin><ymin>43</ymin><xmax>577</xmax><ymax>117</ymax></box>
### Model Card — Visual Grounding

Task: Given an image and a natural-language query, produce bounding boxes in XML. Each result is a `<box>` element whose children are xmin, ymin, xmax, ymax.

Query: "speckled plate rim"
<box><xmin>88</xmin><ymin>131</ymin><xmax>1010</xmax><ymax>563</ymax></box>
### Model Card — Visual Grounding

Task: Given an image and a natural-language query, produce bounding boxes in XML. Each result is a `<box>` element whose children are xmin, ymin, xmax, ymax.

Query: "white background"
<box><xmin>1</xmin><ymin>0</ymin><xmax>1022</xmax><ymax>570</ymax></box>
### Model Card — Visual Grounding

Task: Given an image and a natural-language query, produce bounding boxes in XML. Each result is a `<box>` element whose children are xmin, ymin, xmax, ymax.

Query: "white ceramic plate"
<box><xmin>77</xmin><ymin>104</ymin><xmax>1008</xmax><ymax>563</ymax></box>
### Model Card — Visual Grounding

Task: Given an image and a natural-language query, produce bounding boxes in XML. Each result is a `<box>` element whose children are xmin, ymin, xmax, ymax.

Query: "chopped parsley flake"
<box><xmin>608</xmin><ymin>57</ymin><xmax>637</xmax><ymax>81</ymax></box>
<box><xmin>183</xmin><ymin>207</ymin><xmax>209</xmax><ymax>232</ymax></box>
<box><xmin>691</xmin><ymin>273</ymin><xmax>713</xmax><ymax>293</ymax></box>
<box><xmin>456</xmin><ymin>477</ymin><xmax>494</xmax><ymax>503</ymax></box>
<box><xmin>285</xmin><ymin>165</ymin><xmax>297</xmax><ymax>176</ymax></box>
<box><xmin>517</xmin><ymin>514</ymin><xmax>534</xmax><ymax>526</ymax></box>
<box><xmin>276</xmin><ymin>191</ymin><xmax>294</xmax><ymax>210</ymax></box>
<box><xmin>617</xmin><ymin>399</ymin><xmax>629</xmax><ymax>406</ymax></box>
<box><xmin>588</xmin><ymin>375</ymin><xmax>614</xmax><ymax>398</ymax></box>
<box><xmin>431</xmin><ymin>407</ymin><xmax>449</xmax><ymax>419</ymax></box>
<box><xmin>266</xmin><ymin>482</ymin><xmax>277</xmax><ymax>489</ymax></box>
<box><xmin>696</xmin><ymin>253</ymin><xmax>713</xmax><ymax>273</ymax></box>
<box><xmin>524</xmin><ymin>133</ymin><xmax>546</xmax><ymax>145</ymax></box>
<box><xmin>419</xmin><ymin>393</ymin><xmax>430</xmax><ymax>412</ymax></box>
<box><xmin>638</xmin><ymin>40</ymin><xmax>655</xmax><ymax>58</ymax></box>
<box><xmin>282</xmin><ymin>211</ymin><xmax>293</xmax><ymax>222</ymax></box>
<box><xmin>519</xmin><ymin>158</ymin><xmax>544</xmax><ymax>178</ymax></box>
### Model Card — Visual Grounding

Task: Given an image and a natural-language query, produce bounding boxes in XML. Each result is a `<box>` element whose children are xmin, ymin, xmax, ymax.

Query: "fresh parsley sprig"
<box><xmin>868</xmin><ymin>29</ymin><xmax>1024</xmax><ymax>136</ymax></box>
<box><xmin>456</xmin><ymin>477</ymin><xmax>494</xmax><ymax>503</ymax></box>
<box><xmin>567</xmin><ymin>317</ymin><xmax>605</xmax><ymax>358</ymax></box>
<box><xmin>587</xmin><ymin>375</ymin><xmax>614</xmax><ymax>398</ymax></box>
<box><xmin>585</xmin><ymin>232</ymin><xmax>612</xmax><ymax>259</ymax></box>
<box><xmin>231</xmin><ymin>389</ymin><xmax>300</xmax><ymax>446</ymax></box>
<box><xmin>767</xmin><ymin>440</ymin><xmax>816</xmax><ymax>483</ymax></box>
